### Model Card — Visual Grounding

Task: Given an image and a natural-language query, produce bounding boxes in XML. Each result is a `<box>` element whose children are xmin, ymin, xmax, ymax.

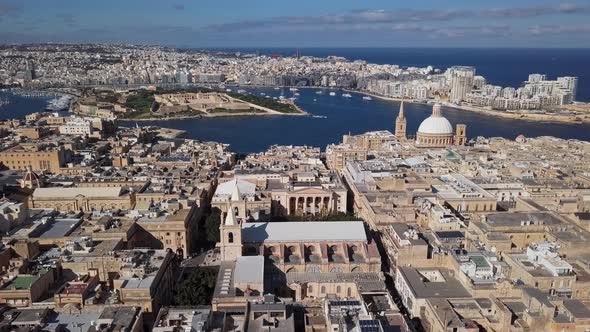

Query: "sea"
<box><xmin>1</xmin><ymin>48</ymin><xmax>589</xmax><ymax>153</ymax></box>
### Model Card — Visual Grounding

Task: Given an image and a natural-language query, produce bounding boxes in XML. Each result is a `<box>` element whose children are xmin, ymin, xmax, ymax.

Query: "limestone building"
<box><xmin>29</xmin><ymin>187</ymin><xmax>135</xmax><ymax>212</ymax></box>
<box><xmin>0</xmin><ymin>144</ymin><xmax>67</xmax><ymax>173</ymax></box>
<box><xmin>415</xmin><ymin>103</ymin><xmax>466</xmax><ymax>148</ymax></box>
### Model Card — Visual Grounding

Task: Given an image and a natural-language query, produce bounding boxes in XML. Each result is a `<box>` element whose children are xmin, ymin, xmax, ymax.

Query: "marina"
<box><xmin>123</xmin><ymin>86</ymin><xmax>590</xmax><ymax>153</ymax></box>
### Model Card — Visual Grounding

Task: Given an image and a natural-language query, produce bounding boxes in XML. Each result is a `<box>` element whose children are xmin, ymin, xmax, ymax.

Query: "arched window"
<box><xmin>320</xmin><ymin>286</ymin><xmax>326</xmax><ymax>294</ymax></box>
<box><xmin>308</xmin><ymin>285</ymin><xmax>313</xmax><ymax>293</ymax></box>
<box><xmin>336</xmin><ymin>286</ymin><xmax>341</xmax><ymax>294</ymax></box>
<box><xmin>307</xmin><ymin>266</ymin><xmax>320</xmax><ymax>273</ymax></box>
<box><xmin>228</xmin><ymin>232</ymin><xmax>234</xmax><ymax>243</ymax></box>
<box><xmin>347</xmin><ymin>287</ymin><xmax>352</xmax><ymax>297</ymax></box>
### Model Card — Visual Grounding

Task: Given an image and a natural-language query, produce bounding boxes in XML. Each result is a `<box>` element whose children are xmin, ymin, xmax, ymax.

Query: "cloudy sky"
<box><xmin>1</xmin><ymin>0</ymin><xmax>589</xmax><ymax>47</ymax></box>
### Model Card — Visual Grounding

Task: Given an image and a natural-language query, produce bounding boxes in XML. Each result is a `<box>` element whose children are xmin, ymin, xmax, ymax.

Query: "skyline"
<box><xmin>0</xmin><ymin>0</ymin><xmax>589</xmax><ymax>47</ymax></box>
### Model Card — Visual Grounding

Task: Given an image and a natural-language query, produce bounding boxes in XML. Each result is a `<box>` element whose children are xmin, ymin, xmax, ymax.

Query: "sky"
<box><xmin>0</xmin><ymin>0</ymin><xmax>589</xmax><ymax>48</ymax></box>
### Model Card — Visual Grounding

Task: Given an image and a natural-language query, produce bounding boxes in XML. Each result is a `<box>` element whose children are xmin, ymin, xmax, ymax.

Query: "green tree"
<box><xmin>175</xmin><ymin>267</ymin><xmax>218</xmax><ymax>305</ymax></box>
<box><xmin>204</xmin><ymin>209</ymin><xmax>221</xmax><ymax>243</ymax></box>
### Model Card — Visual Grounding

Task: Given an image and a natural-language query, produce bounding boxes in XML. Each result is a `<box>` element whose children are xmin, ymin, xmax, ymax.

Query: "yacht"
<box><xmin>329</xmin><ymin>92</ymin><xmax>336</xmax><ymax>96</ymax></box>
<box><xmin>289</xmin><ymin>87</ymin><xmax>299</xmax><ymax>92</ymax></box>
<box><xmin>362</xmin><ymin>96</ymin><xmax>373</xmax><ymax>101</ymax></box>
<box><xmin>237</xmin><ymin>89</ymin><xmax>246</xmax><ymax>93</ymax></box>
<box><xmin>342</xmin><ymin>93</ymin><xmax>352</xmax><ymax>98</ymax></box>
<box><xmin>294</xmin><ymin>93</ymin><xmax>300</xmax><ymax>96</ymax></box>
<box><xmin>226</xmin><ymin>88</ymin><xmax>232</xmax><ymax>92</ymax></box>
<box><xmin>315</xmin><ymin>90</ymin><xmax>323</xmax><ymax>95</ymax></box>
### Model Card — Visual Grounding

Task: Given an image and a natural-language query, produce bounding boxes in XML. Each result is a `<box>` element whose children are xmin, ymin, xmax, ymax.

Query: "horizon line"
<box><xmin>1</xmin><ymin>42</ymin><xmax>590</xmax><ymax>50</ymax></box>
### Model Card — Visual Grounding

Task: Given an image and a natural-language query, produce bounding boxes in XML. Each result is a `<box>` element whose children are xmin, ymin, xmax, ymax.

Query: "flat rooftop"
<box><xmin>484</xmin><ymin>212</ymin><xmax>563</xmax><ymax>228</ymax></box>
<box><xmin>0</xmin><ymin>275</ymin><xmax>40</xmax><ymax>290</ymax></box>
<box><xmin>398</xmin><ymin>267</ymin><xmax>471</xmax><ymax>299</ymax></box>
<box><xmin>234</xmin><ymin>256</ymin><xmax>264</xmax><ymax>285</ymax></box>
<box><xmin>33</xmin><ymin>186</ymin><xmax>123</xmax><ymax>198</ymax></box>
<box><xmin>38</xmin><ymin>218</ymin><xmax>82</xmax><ymax>238</ymax></box>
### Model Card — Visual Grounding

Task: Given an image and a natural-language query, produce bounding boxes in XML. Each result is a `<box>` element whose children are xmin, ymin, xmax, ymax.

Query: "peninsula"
<box><xmin>0</xmin><ymin>43</ymin><xmax>587</xmax><ymax>124</ymax></box>
<box><xmin>72</xmin><ymin>88</ymin><xmax>307</xmax><ymax>120</ymax></box>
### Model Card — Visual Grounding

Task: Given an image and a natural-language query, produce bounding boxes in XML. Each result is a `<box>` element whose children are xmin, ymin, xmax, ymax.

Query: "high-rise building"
<box><xmin>449</xmin><ymin>66</ymin><xmax>475</xmax><ymax>103</ymax></box>
<box><xmin>557</xmin><ymin>76</ymin><xmax>578</xmax><ymax>101</ymax></box>
<box><xmin>528</xmin><ymin>74</ymin><xmax>547</xmax><ymax>83</ymax></box>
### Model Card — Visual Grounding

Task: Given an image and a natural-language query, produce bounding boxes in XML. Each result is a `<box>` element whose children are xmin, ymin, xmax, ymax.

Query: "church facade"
<box><xmin>395</xmin><ymin>102</ymin><xmax>467</xmax><ymax>148</ymax></box>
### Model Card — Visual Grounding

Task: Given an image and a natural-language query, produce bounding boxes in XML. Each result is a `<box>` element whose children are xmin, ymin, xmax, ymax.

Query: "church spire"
<box><xmin>395</xmin><ymin>99</ymin><xmax>407</xmax><ymax>140</ymax></box>
<box><xmin>230</xmin><ymin>179</ymin><xmax>241</xmax><ymax>201</ymax></box>
<box><xmin>225</xmin><ymin>203</ymin><xmax>238</xmax><ymax>225</ymax></box>
<box><xmin>397</xmin><ymin>100</ymin><xmax>405</xmax><ymax>120</ymax></box>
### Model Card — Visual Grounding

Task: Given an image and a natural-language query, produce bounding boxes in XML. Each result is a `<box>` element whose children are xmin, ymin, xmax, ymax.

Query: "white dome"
<box><xmin>417</xmin><ymin>116</ymin><xmax>454</xmax><ymax>135</ymax></box>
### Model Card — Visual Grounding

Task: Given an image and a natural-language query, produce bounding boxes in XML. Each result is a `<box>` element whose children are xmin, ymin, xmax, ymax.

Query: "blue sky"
<box><xmin>0</xmin><ymin>0</ymin><xmax>589</xmax><ymax>47</ymax></box>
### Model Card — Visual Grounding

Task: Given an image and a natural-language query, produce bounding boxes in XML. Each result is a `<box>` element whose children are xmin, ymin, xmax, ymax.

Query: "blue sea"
<box><xmin>212</xmin><ymin>48</ymin><xmax>590</xmax><ymax>102</ymax></box>
<box><xmin>2</xmin><ymin>48</ymin><xmax>590</xmax><ymax>153</ymax></box>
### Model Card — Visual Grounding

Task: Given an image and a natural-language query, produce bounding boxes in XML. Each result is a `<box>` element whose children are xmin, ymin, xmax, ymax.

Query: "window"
<box><xmin>321</xmin><ymin>286</ymin><xmax>326</xmax><ymax>294</ymax></box>
<box><xmin>228</xmin><ymin>232</ymin><xmax>234</xmax><ymax>243</ymax></box>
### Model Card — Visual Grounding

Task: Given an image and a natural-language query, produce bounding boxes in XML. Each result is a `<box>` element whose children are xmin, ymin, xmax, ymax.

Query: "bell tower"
<box><xmin>455</xmin><ymin>124</ymin><xmax>467</xmax><ymax>146</ymax></box>
<box><xmin>219</xmin><ymin>203</ymin><xmax>242</xmax><ymax>261</ymax></box>
<box><xmin>395</xmin><ymin>100</ymin><xmax>407</xmax><ymax>140</ymax></box>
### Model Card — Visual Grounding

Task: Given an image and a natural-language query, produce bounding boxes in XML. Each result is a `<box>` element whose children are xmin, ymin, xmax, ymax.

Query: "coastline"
<box><xmin>76</xmin><ymin>92</ymin><xmax>309</xmax><ymax>121</ymax></box>
<box><xmin>119</xmin><ymin>102</ymin><xmax>308</xmax><ymax>121</ymax></box>
<box><xmin>24</xmin><ymin>84</ymin><xmax>590</xmax><ymax>125</ymax></box>
<box><xmin>344</xmin><ymin>88</ymin><xmax>590</xmax><ymax>125</ymax></box>
<box><xmin>120</xmin><ymin>110</ymin><xmax>308</xmax><ymax>122</ymax></box>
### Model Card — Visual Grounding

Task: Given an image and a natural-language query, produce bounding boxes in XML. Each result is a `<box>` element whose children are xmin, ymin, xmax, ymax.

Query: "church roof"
<box><xmin>417</xmin><ymin>103</ymin><xmax>454</xmax><ymax>135</ymax></box>
<box><xmin>241</xmin><ymin>221</ymin><xmax>367</xmax><ymax>243</ymax></box>
<box><xmin>33</xmin><ymin>187</ymin><xmax>123</xmax><ymax>199</ymax></box>
<box><xmin>215</xmin><ymin>179</ymin><xmax>255</xmax><ymax>200</ymax></box>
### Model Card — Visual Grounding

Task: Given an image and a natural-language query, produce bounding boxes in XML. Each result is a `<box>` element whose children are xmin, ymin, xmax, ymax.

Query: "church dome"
<box><xmin>20</xmin><ymin>166</ymin><xmax>42</xmax><ymax>189</ymax></box>
<box><xmin>417</xmin><ymin>104</ymin><xmax>453</xmax><ymax>135</ymax></box>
